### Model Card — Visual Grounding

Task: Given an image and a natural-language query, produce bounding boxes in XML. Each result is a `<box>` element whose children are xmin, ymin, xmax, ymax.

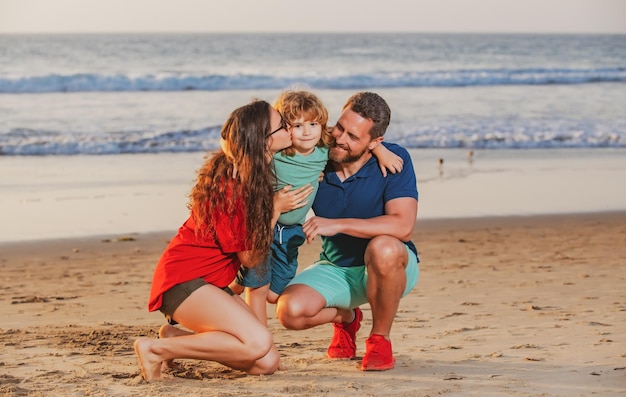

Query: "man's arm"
<box><xmin>302</xmin><ymin>197</ymin><xmax>418</xmax><ymax>244</ymax></box>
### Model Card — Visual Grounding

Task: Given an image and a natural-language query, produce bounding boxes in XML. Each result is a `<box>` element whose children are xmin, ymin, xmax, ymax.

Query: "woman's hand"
<box><xmin>274</xmin><ymin>184</ymin><xmax>314</xmax><ymax>214</ymax></box>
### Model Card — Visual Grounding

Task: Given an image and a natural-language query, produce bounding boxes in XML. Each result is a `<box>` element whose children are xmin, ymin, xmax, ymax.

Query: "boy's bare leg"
<box><xmin>245</xmin><ymin>284</ymin><xmax>271</xmax><ymax>325</ymax></box>
<box><xmin>227</xmin><ymin>279</ymin><xmax>245</xmax><ymax>295</ymax></box>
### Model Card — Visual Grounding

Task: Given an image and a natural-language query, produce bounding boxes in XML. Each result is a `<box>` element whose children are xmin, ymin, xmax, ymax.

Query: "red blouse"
<box><xmin>148</xmin><ymin>196</ymin><xmax>250</xmax><ymax>312</ymax></box>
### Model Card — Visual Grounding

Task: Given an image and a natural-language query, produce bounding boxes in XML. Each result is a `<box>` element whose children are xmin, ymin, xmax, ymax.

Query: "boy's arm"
<box><xmin>372</xmin><ymin>144</ymin><xmax>404</xmax><ymax>177</ymax></box>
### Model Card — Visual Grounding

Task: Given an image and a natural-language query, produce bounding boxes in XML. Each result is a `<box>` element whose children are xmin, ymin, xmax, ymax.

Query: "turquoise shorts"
<box><xmin>286</xmin><ymin>244</ymin><xmax>419</xmax><ymax>309</ymax></box>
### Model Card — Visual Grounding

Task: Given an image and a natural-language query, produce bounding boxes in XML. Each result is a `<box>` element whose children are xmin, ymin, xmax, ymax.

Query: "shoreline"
<box><xmin>0</xmin><ymin>209</ymin><xmax>623</xmax><ymax>249</ymax></box>
<box><xmin>2</xmin><ymin>147</ymin><xmax>626</xmax><ymax>243</ymax></box>
<box><xmin>1</xmin><ymin>210</ymin><xmax>625</xmax><ymax>395</ymax></box>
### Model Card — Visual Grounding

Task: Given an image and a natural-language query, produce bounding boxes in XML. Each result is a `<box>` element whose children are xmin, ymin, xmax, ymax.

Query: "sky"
<box><xmin>0</xmin><ymin>0</ymin><xmax>625</xmax><ymax>34</ymax></box>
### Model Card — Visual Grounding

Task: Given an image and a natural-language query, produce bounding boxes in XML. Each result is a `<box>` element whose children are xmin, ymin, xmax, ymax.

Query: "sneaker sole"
<box><xmin>358</xmin><ymin>359</ymin><xmax>395</xmax><ymax>371</ymax></box>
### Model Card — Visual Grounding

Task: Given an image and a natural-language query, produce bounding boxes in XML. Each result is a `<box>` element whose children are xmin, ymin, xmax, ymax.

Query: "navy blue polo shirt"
<box><xmin>312</xmin><ymin>142</ymin><xmax>419</xmax><ymax>268</ymax></box>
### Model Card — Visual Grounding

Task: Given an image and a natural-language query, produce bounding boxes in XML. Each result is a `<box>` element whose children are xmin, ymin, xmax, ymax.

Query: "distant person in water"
<box><xmin>276</xmin><ymin>92</ymin><xmax>420</xmax><ymax>371</ymax></box>
<box><xmin>133</xmin><ymin>99</ymin><xmax>311</xmax><ymax>380</ymax></box>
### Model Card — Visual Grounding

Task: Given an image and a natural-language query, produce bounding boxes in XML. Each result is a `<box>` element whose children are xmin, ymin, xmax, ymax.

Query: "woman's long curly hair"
<box><xmin>188</xmin><ymin>100</ymin><xmax>275</xmax><ymax>265</ymax></box>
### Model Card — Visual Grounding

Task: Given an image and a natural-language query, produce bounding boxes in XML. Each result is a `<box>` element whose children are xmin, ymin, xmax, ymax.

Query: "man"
<box><xmin>276</xmin><ymin>92</ymin><xmax>419</xmax><ymax>371</ymax></box>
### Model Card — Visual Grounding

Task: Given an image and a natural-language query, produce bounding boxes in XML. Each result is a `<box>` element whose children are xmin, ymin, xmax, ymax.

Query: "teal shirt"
<box><xmin>274</xmin><ymin>146</ymin><xmax>328</xmax><ymax>225</ymax></box>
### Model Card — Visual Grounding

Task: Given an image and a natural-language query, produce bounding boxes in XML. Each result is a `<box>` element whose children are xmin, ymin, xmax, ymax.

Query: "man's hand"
<box><xmin>302</xmin><ymin>216</ymin><xmax>341</xmax><ymax>244</ymax></box>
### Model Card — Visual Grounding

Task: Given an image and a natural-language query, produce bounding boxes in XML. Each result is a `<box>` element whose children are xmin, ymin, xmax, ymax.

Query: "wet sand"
<box><xmin>3</xmin><ymin>148</ymin><xmax>626</xmax><ymax>243</ymax></box>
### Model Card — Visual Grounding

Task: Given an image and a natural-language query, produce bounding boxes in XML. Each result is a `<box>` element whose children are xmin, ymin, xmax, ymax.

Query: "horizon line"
<box><xmin>1</xmin><ymin>30</ymin><xmax>625</xmax><ymax>35</ymax></box>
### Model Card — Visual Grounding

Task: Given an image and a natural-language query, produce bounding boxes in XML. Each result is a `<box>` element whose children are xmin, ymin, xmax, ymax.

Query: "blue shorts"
<box><xmin>286</xmin><ymin>243</ymin><xmax>419</xmax><ymax>309</ymax></box>
<box><xmin>239</xmin><ymin>223</ymin><xmax>306</xmax><ymax>295</ymax></box>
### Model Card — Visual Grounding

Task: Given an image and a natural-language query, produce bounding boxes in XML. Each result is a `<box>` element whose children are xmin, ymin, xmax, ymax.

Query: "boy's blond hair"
<box><xmin>274</xmin><ymin>90</ymin><xmax>332</xmax><ymax>157</ymax></box>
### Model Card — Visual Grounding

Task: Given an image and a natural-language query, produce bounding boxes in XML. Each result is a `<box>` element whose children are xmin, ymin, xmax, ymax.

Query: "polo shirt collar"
<box><xmin>325</xmin><ymin>156</ymin><xmax>378</xmax><ymax>185</ymax></box>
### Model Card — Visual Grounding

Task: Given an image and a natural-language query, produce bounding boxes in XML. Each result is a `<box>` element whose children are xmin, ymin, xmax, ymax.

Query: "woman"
<box><xmin>134</xmin><ymin>100</ymin><xmax>310</xmax><ymax>380</ymax></box>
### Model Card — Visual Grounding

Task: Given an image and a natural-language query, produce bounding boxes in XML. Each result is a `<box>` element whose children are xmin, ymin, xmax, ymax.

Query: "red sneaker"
<box><xmin>359</xmin><ymin>334</ymin><xmax>395</xmax><ymax>371</ymax></box>
<box><xmin>327</xmin><ymin>307</ymin><xmax>363</xmax><ymax>359</ymax></box>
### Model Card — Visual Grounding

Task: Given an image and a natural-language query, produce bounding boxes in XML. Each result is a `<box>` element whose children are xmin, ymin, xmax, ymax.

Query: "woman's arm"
<box><xmin>237</xmin><ymin>184</ymin><xmax>313</xmax><ymax>267</ymax></box>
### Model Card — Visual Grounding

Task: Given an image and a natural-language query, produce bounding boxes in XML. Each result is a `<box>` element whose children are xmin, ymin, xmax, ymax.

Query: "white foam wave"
<box><xmin>1</xmin><ymin>118</ymin><xmax>624</xmax><ymax>156</ymax></box>
<box><xmin>1</xmin><ymin>67</ymin><xmax>624</xmax><ymax>93</ymax></box>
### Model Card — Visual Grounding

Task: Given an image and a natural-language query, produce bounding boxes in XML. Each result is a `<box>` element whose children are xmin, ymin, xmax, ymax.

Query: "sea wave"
<box><xmin>1</xmin><ymin>118</ymin><xmax>624</xmax><ymax>155</ymax></box>
<box><xmin>0</xmin><ymin>127</ymin><xmax>222</xmax><ymax>155</ymax></box>
<box><xmin>1</xmin><ymin>67</ymin><xmax>625</xmax><ymax>93</ymax></box>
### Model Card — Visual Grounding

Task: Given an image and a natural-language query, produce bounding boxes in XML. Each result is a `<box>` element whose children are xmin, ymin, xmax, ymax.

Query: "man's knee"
<box><xmin>365</xmin><ymin>235</ymin><xmax>408</xmax><ymax>271</ymax></box>
<box><xmin>276</xmin><ymin>293</ymin><xmax>304</xmax><ymax>329</ymax></box>
<box><xmin>276</xmin><ymin>285</ymin><xmax>326</xmax><ymax>330</ymax></box>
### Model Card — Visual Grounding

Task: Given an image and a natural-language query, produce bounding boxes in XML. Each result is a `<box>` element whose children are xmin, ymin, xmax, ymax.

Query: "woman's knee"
<box><xmin>242</xmin><ymin>326</ymin><xmax>274</xmax><ymax>360</ymax></box>
<box><xmin>247</xmin><ymin>345</ymin><xmax>280</xmax><ymax>375</ymax></box>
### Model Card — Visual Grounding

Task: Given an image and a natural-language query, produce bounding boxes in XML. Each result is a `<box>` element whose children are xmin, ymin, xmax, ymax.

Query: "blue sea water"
<box><xmin>0</xmin><ymin>33</ymin><xmax>625</xmax><ymax>155</ymax></box>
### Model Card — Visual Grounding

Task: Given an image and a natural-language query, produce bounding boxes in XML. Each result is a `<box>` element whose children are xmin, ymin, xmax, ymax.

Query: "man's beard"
<box><xmin>329</xmin><ymin>144</ymin><xmax>367</xmax><ymax>163</ymax></box>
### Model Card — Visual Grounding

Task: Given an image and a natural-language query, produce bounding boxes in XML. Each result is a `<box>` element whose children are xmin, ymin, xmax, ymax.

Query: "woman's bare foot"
<box><xmin>158</xmin><ymin>324</ymin><xmax>190</xmax><ymax>370</ymax></box>
<box><xmin>134</xmin><ymin>337</ymin><xmax>163</xmax><ymax>381</ymax></box>
<box><xmin>159</xmin><ymin>323</ymin><xmax>189</xmax><ymax>338</ymax></box>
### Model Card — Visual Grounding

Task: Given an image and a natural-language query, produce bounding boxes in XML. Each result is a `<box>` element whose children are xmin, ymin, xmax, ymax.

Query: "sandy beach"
<box><xmin>1</xmin><ymin>211</ymin><xmax>624</xmax><ymax>396</ymax></box>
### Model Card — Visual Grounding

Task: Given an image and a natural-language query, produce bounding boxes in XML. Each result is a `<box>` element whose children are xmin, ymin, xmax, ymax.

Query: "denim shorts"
<box><xmin>239</xmin><ymin>223</ymin><xmax>305</xmax><ymax>295</ymax></box>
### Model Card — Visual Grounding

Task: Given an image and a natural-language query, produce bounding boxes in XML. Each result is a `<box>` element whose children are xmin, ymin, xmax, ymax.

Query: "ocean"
<box><xmin>1</xmin><ymin>33</ymin><xmax>625</xmax><ymax>242</ymax></box>
<box><xmin>1</xmin><ymin>33</ymin><xmax>625</xmax><ymax>155</ymax></box>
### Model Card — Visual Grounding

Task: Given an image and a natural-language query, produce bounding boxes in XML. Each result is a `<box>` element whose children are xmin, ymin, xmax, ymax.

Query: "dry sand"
<box><xmin>1</xmin><ymin>212</ymin><xmax>625</xmax><ymax>396</ymax></box>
